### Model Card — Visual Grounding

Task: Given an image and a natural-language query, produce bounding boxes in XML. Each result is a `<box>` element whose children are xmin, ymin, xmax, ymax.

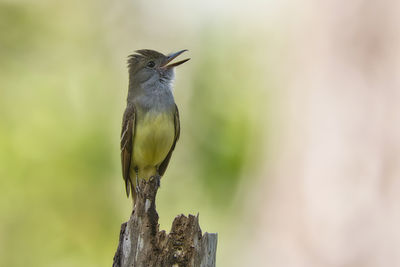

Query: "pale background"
<box><xmin>0</xmin><ymin>0</ymin><xmax>399</xmax><ymax>266</ymax></box>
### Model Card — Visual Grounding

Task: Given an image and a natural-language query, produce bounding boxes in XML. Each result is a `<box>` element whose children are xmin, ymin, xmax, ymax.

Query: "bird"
<box><xmin>120</xmin><ymin>49</ymin><xmax>189</xmax><ymax>206</ymax></box>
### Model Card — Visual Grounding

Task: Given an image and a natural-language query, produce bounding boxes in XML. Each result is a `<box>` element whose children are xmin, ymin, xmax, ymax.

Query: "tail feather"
<box><xmin>125</xmin><ymin>179</ymin><xmax>131</xmax><ymax>197</ymax></box>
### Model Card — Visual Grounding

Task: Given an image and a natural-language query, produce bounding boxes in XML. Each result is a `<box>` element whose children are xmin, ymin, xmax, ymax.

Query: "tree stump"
<box><xmin>112</xmin><ymin>177</ymin><xmax>218</xmax><ymax>267</ymax></box>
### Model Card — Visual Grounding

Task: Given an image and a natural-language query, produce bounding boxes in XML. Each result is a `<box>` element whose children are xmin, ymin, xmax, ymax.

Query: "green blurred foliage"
<box><xmin>189</xmin><ymin>31</ymin><xmax>256</xmax><ymax>205</ymax></box>
<box><xmin>0</xmin><ymin>1</ymin><xmax>268</xmax><ymax>266</ymax></box>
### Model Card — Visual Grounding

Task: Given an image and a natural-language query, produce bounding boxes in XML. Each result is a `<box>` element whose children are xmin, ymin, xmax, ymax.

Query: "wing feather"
<box><xmin>120</xmin><ymin>104</ymin><xmax>136</xmax><ymax>197</ymax></box>
<box><xmin>158</xmin><ymin>104</ymin><xmax>180</xmax><ymax>176</ymax></box>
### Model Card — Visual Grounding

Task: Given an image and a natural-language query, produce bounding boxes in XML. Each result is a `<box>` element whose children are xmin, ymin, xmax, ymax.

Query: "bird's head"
<box><xmin>127</xmin><ymin>49</ymin><xmax>190</xmax><ymax>87</ymax></box>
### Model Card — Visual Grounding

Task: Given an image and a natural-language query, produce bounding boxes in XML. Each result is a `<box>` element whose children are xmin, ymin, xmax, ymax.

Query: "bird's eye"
<box><xmin>147</xmin><ymin>61</ymin><xmax>155</xmax><ymax>68</ymax></box>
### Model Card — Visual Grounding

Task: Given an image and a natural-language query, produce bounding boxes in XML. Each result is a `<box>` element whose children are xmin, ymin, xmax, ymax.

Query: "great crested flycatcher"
<box><xmin>120</xmin><ymin>49</ymin><xmax>189</xmax><ymax>205</ymax></box>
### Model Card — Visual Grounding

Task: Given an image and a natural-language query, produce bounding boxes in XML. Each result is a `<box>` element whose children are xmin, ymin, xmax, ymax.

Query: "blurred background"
<box><xmin>1</xmin><ymin>0</ymin><xmax>399</xmax><ymax>266</ymax></box>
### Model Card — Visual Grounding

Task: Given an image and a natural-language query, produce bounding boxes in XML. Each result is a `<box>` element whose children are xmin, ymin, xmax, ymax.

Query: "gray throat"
<box><xmin>128</xmin><ymin>81</ymin><xmax>175</xmax><ymax>114</ymax></box>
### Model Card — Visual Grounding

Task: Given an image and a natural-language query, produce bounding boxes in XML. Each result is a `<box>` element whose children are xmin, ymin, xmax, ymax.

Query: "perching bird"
<box><xmin>120</xmin><ymin>49</ymin><xmax>189</xmax><ymax>205</ymax></box>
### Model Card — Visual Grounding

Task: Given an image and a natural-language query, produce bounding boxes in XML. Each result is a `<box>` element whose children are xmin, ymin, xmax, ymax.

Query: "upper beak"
<box><xmin>160</xmin><ymin>49</ymin><xmax>190</xmax><ymax>69</ymax></box>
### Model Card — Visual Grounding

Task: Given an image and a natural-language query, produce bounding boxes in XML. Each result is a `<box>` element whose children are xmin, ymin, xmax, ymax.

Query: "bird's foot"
<box><xmin>135</xmin><ymin>175</ymin><xmax>142</xmax><ymax>196</ymax></box>
<box><xmin>150</xmin><ymin>175</ymin><xmax>161</xmax><ymax>188</ymax></box>
<box><xmin>135</xmin><ymin>185</ymin><xmax>142</xmax><ymax>196</ymax></box>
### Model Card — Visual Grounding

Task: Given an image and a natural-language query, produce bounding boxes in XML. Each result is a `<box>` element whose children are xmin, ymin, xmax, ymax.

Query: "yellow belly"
<box><xmin>131</xmin><ymin>112</ymin><xmax>175</xmax><ymax>179</ymax></box>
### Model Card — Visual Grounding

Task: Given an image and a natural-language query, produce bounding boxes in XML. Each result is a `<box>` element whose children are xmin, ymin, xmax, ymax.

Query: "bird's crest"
<box><xmin>127</xmin><ymin>49</ymin><xmax>165</xmax><ymax>72</ymax></box>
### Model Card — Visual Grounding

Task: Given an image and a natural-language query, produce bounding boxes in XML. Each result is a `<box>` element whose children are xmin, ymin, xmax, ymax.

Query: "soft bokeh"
<box><xmin>1</xmin><ymin>0</ymin><xmax>399</xmax><ymax>267</ymax></box>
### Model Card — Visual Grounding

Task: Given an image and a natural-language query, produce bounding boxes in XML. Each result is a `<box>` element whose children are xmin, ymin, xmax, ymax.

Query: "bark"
<box><xmin>112</xmin><ymin>177</ymin><xmax>217</xmax><ymax>267</ymax></box>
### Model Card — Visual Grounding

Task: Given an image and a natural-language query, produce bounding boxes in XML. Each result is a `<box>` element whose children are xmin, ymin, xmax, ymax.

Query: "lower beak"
<box><xmin>160</xmin><ymin>50</ymin><xmax>190</xmax><ymax>69</ymax></box>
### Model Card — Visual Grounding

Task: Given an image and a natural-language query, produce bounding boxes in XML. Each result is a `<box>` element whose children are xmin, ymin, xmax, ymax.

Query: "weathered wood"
<box><xmin>113</xmin><ymin>176</ymin><xmax>217</xmax><ymax>267</ymax></box>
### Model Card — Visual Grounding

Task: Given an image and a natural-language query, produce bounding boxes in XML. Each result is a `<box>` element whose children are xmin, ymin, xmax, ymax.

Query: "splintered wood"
<box><xmin>113</xmin><ymin>177</ymin><xmax>217</xmax><ymax>267</ymax></box>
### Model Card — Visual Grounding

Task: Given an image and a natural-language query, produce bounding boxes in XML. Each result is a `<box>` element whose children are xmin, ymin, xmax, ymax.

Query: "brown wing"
<box><xmin>120</xmin><ymin>104</ymin><xmax>136</xmax><ymax>197</ymax></box>
<box><xmin>158</xmin><ymin>104</ymin><xmax>180</xmax><ymax>176</ymax></box>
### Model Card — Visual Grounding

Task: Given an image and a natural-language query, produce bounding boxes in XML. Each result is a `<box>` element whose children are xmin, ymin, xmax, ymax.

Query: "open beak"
<box><xmin>160</xmin><ymin>50</ymin><xmax>190</xmax><ymax>69</ymax></box>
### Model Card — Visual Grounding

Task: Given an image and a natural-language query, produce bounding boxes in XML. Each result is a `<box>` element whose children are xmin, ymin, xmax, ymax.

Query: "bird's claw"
<box><xmin>135</xmin><ymin>184</ymin><xmax>142</xmax><ymax>195</ymax></box>
<box><xmin>150</xmin><ymin>175</ymin><xmax>161</xmax><ymax>188</ymax></box>
<box><xmin>135</xmin><ymin>174</ymin><xmax>142</xmax><ymax>196</ymax></box>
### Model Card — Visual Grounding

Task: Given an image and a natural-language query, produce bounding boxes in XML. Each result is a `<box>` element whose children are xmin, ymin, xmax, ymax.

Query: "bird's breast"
<box><xmin>132</xmin><ymin>111</ymin><xmax>175</xmax><ymax>168</ymax></box>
